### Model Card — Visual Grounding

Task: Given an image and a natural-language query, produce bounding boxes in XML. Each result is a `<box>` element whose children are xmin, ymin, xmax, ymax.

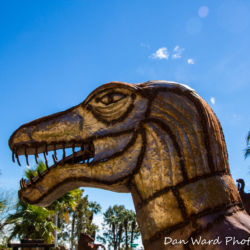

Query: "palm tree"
<box><xmin>6</xmin><ymin>199</ymin><xmax>58</xmax><ymax>243</ymax></box>
<box><xmin>0</xmin><ymin>199</ymin><xmax>6</xmax><ymax>233</ymax></box>
<box><xmin>0</xmin><ymin>199</ymin><xmax>6</xmax><ymax>234</ymax></box>
<box><xmin>23</xmin><ymin>161</ymin><xmax>82</xmax><ymax>245</ymax></box>
<box><xmin>98</xmin><ymin>205</ymin><xmax>140</xmax><ymax>250</ymax></box>
<box><xmin>87</xmin><ymin>201</ymin><xmax>101</xmax><ymax>240</ymax></box>
<box><xmin>69</xmin><ymin>192</ymin><xmax>100</xmax><ymax>249</ymax></box>
<box><xmin>245</xmin><ymin>131</ymin><xmax>250</xmax><ymax>159</ymax></box>
<box><xmin>0</xmin><ymin>200</ymin><xmax>5</xmax><ymax>212</ymax></box>
<box><xmin>88</xmin><ymin>201</ymin><xmax>102</xmax><ymax>222</ymax></box>
<box><xmin>0</xmin><ymin>188</ymin><xmax>17</xmax><ymax>235</ymax></box>
<box><xmin>51</xmin><ymin>189</ymin><xmax>82</xmax><ymax>245</ymax></box>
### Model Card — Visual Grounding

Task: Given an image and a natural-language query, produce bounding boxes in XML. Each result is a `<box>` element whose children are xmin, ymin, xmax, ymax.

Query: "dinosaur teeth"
<box><xmin>12</xmin><ymin>141</ymin><xmax>95</xmax><ymax>169</ymax></box>
<box><xmin>16</xmin><ymin>153</ymin><xmax>21</xmax><ymax>166</ymax></box>
<box><xmin>20</xmin><ymin>178</ymin><xmax>27</xmax><ymax>189</ymax></box>
<box><xmin>63</xmin><ymin>143</ymin><xmax>66</xmax><ymax>162</ymax></box>
<box><xmin>45</xmin><ymin>160</ymin><xmax>50</xmax><ymax>170</ymax></box>
<box><xmin>52</xmin><ymin>154</ymin><xmax>57</xmax><ymax>164</ymax></box>
<box><xmin>72</xmin><ymin>143</ymin><xmax>75</xmax><ymax>163</ymax></box>
<box><xmin>45</xmin><ymin>144</ymin><xmax>48</xmax><ymax>155</ymax></box>
<box><xmin>82</xmin><ymin>151</ymin><xmax>86</xmax><ymax>163</ymax></box>
<box><xmin>53</xmin><ymin>144</ymin><xmax>58</xmax><ymax>161</ymax></box>
<box><xmin>35</xmin><ymin>154</ymin><xmax>39</xmax><ymax>164</ymax></box>
<box><xmin>43</xmin><ymin>152</ymin><xmax>48</xmax><ymax>162</ymax></box>
<box><xmin>25</xmin><ymin>154</ymin><xmax>29</xmax><ymax>166</ymax></box>
<box><xmin>16</xmin><ymin>141</ymin><xmax>95</xmax><ymax>188</ymax></box>
<box><xmin>24</xmin><ymin>178</ymin><xmax>27</xmax><ymax>188</ymax></box>
<box><xmin>37</xmin><ymin>170</ymin><xmax>42</xmax><ymax>179</ymax></box>
<box><xmin>12</xmin><ymin>150</ymin><xmax>15</xmax><ymax>163</ymax></box>
<box><xmin>25</xmin><ymin>148</ymin><xmax>29</xmax><ymax>166</ymax></box>
<box><xmin>35</xmin><ymin>147</ymin><xmax>39</xmax><ymax>164</ymax></box>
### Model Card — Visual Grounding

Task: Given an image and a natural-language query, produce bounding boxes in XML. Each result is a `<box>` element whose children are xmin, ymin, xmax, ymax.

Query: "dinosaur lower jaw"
<box><xmin>18</xmin><ymin>162</ymin><xmax>130</xmax><ymax>207</ymax></box>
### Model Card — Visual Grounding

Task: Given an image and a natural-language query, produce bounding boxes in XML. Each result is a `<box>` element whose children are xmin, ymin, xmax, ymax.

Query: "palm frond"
<box><xmin>247</xmin><ymin>131</ymin><xmax>250</xmax><ymax>144</ymax></box>
<box><xmin>244</xmin><ymin>146</ymin><xmax>250</xmax><ymax>159</ymax></box>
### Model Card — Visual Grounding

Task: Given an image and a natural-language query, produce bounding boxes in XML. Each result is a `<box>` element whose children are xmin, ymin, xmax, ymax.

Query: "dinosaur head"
<box><xmin>236</xmin><ymin>178</ymin><xmax>245</xmax><ymax>191</ymax></box>
<box><xmin>236</xmin><ymin>179</ymin><xmax>244</xmax><ymax>184</ymax></box>
<box><xmin>9</xmin><ymin>81</ymin><xmax>149</xmax><ymax>206</ymax></box>
<box><xmin>9</xmin><ymin>80</ymin><xmax>239</xmax><ymax>224</ymax></box>
<box><xmin>81</xmin><ymin>233</ymin><xmax>94</xmax><ymax>243</ymax></box>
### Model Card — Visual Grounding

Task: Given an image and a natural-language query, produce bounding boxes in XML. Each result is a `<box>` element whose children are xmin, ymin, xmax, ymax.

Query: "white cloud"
<box><xmin>210</xmin><ymin>97</ymin><xmax>215</xmax><ymax>104</ymax></box>
<box><xmin>187</xmin><ymin>59</ymin><xmax>195</xmax><ymax>64</ymax></box>
<box><xmin>149</xmin><ymin>47</ymin><xmax>169</xmax><ymax>59</ymax></box>
<box><xmin>172</xmin><ymin>46</ymin><xmax>185</xmax><ymax>59</ymax></box>
<box><xmin>141</xmin><ymin>43</ymin><xmax>150</xmax><ymax>49</ymax></box>
<box><xmin>198</xmin><ymin>6</ymin><xmax>209</xmax><ymax>18</ymax></box>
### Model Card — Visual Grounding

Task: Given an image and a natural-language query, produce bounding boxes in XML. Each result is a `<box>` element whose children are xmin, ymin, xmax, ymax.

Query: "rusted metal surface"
<box><xmin>9</xmin><ymin>81</ymin><xmax>250</xmax><ymax>249</ymax></box>
<box><xmin>78</xmin><ymin>233</ymin><xmax>106</xmax><ymax>250</ymax></box>
<box><xmin>236</xmin><ymin>179</ymin><xmax>250</xmax><ymax>215</ymax></box>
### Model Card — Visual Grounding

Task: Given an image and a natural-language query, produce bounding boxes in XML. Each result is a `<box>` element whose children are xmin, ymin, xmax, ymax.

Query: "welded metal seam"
<box><xmin>128</xmin><ymin>124</ymin><xmax>147</xmax><ymax>189</ymax></box>
<box><xmin>143</xmin><ymin>89</ymin><xmax>158</xmax><ymax>119</ymax></box>
<box><xmin>146</xmin><ymin>202</ymin><xmax>243</xmax><ymax>245</ymax></box>
<box><xmin>184</xmin><ymin>89</ymin><xmax>215</xmax><ymax>173</ymax></box>
<box><xmin>140</xmin><ymin>87</ymin><xmax>217</xmax><ymax>174</ymax></box>
<box><xmin>184</xmin><ymin>206</ymin><xmax>244</xmax><ymax>250</ymax></box>
<box><xmin>210</xmin><ymin>109</ymin><xmax>230</xmax><ymax>174</ymax></box>
<box><xmin>135</xmin><ymin>172</ymin><xmax>231</xmax><ymax>211</ymax></box>
<box><xmin>144</xmin><ymin>118</ymin><xmax>188</xmax><ymax>181</ymax></box>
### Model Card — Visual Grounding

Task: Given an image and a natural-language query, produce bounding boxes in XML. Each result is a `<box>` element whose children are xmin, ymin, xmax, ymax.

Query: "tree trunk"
<box><xmin>54</xmin><ymin>213</ymin><xmax>58</xmax><ymax>247</ymax></box>
<box><xmin>124</xmin><ymin>219</ymin><xmax>128</xmax><ymax>250</ymax></box>
<box><xmin>131</xmin><ymin>221</ymin><xmax>135</xmax><ymax>245</ymax></box>
<box><xmin>71</xmin><ymin>212</ymin><xmax>76</xmax><ymax>250</ymax></box>
<box><xmin>112</xmin><ymin>223</ymin><xmax>116</xmax><ymax>250</ymax></box>
<box><xmin>117</xmin><ymin>224</ymin><xmax>122</xmax><ymax>250</ymax></box>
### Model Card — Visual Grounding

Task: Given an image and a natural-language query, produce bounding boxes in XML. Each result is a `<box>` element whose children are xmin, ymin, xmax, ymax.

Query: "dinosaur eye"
<box><xmin>99</xmin><ymin>95</ymin><xmax>112</xmax><ymax>105</ymax></box>
<box><xmin>98</xmin><ymin>93</ymin><xmax>126</xmax><ymax>105</ymax></box>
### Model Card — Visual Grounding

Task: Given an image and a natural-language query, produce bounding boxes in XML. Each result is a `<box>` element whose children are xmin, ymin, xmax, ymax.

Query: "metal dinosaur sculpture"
<box><xmin>9</xmin><ymin>81</ymin><xmax>250</xmax><ymax>250</ymax></box>
<box><xmin>78</xmin><ymin>233</ymin><xmax>106</xmax><ymax>250</ymax></box>
<box><xmin>236</xmin><ymin>179</ymin><xmax>250</xmax><ymax>215</ymax></box>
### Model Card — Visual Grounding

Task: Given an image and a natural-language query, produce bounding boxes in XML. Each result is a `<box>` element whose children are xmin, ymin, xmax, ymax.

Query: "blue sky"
<box><xmin>1</xmin><ymin>0</ymin><xmax>250</xmax><ymax>247</ymax></box>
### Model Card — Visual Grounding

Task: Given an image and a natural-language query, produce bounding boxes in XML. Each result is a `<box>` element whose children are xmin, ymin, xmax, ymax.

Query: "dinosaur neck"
<box><xmin>129</xmin><ymin>122</ymin><xmax>241</xmax><ymax>249</ymax></box>
<box><xmin>240</xmin><ymin>181</ymin><xmax>245</xmax><ymax>194</ymax></box>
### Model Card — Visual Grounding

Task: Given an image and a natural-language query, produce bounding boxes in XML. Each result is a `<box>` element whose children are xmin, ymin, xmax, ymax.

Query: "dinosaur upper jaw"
<box><xmin>15</xmin><ymin>131</ymin><xmax>137</xmax><ymax>206</ymax></box>
<box><xmin>10</xmin><ymin>140</ymin><xmax>94</xmax><ymax>166</ymax></box>
<box><xmin>16</xmin><ymin>129</ymin><xmax>141</xmax><ymax>206</ymax></box>
<box><xmin>11</xmin><ymin>118</ymin><xmax>140</xmax><ymax>206</ymax></box>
